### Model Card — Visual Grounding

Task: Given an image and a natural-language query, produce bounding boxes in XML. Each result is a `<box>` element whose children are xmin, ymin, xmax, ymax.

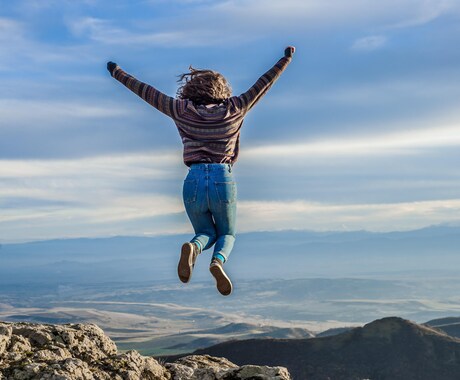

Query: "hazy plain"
<box><xmin>1</xmin><ymin>226</ymin><xmax>459</xmax><ymax>354</ymax></box>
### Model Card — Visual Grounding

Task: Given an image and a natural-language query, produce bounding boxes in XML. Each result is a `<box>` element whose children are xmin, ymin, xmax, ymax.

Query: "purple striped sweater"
<box><xmin>112</xmin><ymin>55</ymin><xmax>292</xmax><ymax>166</ymax></box>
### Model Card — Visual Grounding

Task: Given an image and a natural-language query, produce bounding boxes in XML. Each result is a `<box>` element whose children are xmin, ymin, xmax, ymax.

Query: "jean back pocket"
<box><xmin>214</xmin><ymin>181</ymin><xmax>237</xmax><ymax>204</ymax></box>
<box><xmin>183</xmin><ymin>179</ymin><xmax>198</xmax><ymax>204</ymax></box>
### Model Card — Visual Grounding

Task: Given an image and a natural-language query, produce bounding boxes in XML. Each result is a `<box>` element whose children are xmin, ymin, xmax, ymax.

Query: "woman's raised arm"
<box><xmin>107</xmin><ymin>61</ymin><xmax>177</xmax><ymax>118</ymax></box>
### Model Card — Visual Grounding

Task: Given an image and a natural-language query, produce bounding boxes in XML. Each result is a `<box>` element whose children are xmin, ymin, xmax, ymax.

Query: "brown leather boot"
<box><xmin>178</xmin><ymin>242</ymin><xmax>199</xmax><ymax>283</ymax></box>
<box><xmin>209</xmin><ymin>258</ymin><xmax>232</xmax><ymax>296</ymax></box>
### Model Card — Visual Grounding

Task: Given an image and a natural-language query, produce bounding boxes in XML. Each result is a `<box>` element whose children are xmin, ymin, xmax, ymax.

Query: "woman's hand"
<box><xmin>107</xmin><ymin>61</ymin><xmax>117</xmax><ymax>76</ymax></box>
<box><xmin>284</xmin><ymin>46</ymin><xmax>295</xmax><ymax>58</ymax></box>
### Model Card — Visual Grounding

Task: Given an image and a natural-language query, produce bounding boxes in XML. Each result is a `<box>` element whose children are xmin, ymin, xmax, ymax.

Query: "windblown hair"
<box><xmin>177</xmin><ymin>66</ymin><xmax>232</xmax><ymax>105</ymax></box>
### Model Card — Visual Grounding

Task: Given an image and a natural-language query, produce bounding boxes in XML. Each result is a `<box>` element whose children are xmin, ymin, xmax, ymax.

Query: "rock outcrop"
<box><xmin>0</xmin><ymin>321</ymin><xmax>290</xmax><ymax>380</ymax></box>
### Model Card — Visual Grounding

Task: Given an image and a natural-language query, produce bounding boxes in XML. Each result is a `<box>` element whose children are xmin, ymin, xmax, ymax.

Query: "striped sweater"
<box><xmin>112</xmin><ymin>55</ymin><xmax>292</xmax><ymax>166</ymax></box>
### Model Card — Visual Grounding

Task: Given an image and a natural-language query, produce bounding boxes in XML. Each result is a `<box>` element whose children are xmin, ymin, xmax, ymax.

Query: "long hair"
<box><xmin>177</xmin><ymin>66</ymin><xmax>232</xmax><ymax>105</ymax></box>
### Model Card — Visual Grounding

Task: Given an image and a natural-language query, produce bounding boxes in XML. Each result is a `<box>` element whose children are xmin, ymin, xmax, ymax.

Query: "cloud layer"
<box><xmin>1</xmin><ymin>0</ymin><xmax>460</xmax><ymax>241</ymax></box>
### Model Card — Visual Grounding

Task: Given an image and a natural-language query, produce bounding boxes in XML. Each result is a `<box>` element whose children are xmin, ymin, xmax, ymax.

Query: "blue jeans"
<box><xmin>183</xmin><ymin>163</ymin><xmax>237</xmax><ymax>262</ymax></box>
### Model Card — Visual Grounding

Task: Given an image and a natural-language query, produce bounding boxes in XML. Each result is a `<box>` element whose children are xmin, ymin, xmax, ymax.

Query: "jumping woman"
<box><xmin>107</xmin><ymin>46</ymin><xmax>295</xmax><ymax>296</ymax></box>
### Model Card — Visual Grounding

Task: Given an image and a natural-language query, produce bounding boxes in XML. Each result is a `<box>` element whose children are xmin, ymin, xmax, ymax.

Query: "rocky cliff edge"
<box><xmin>0</xmin><ymin>321</ymin><xmax>290</xmax><ymax>380</ymax></box>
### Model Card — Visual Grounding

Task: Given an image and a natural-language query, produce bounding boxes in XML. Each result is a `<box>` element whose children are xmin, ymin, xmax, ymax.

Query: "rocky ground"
<box><xmin>0</xmin><ymin>321</ymin><xmax>290</xmax><ymax>380</ymax></box>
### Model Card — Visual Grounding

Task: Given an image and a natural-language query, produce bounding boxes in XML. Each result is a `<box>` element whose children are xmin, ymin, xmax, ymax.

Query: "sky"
<box><xmin>1</xmin><ymin>0</ymin><xmax>460</xmax><ymax>242</ymax></box>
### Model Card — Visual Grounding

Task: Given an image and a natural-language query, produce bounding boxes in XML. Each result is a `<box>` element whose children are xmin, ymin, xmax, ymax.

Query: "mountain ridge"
<box><xmin>425</xmin><ymin>316</ymin><xmax>460</xmax><ymax>339</ymax></box>
<box><xmin>167</xmin><ymin>316</ymin><xmax>460</xmax><ymax>380</ymax></box>
<box><xmin>2</xmin><ymin>225</ymin><xmax>460</xmax><ymax>284</ymax></box>
<box><xmin>116</xmin><ymin>321</ymin><xmax>315</xmax><ymax>356</ymax></box>
<box><xmin>5</xmin><ymin>223</ymin><xmax>460</xmax><ymax>246</ymax></box>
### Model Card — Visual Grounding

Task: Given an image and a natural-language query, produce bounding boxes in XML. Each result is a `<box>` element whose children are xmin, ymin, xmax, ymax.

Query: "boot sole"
<box><xmin>210</xmin><ymin>264</ymin><xmax>232</xmax><ymax>296</ymax></box>
<box><xmin>178</xmin><ymin>243</ymin><xmax>194</xmax><ymax>283</ymax></box>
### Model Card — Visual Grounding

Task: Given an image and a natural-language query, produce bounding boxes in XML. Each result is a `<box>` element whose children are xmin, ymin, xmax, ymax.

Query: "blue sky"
<box><xmin>1</xmin><ymin>0</ymin><xmax>460</xmax><ymax>242</ymax></box>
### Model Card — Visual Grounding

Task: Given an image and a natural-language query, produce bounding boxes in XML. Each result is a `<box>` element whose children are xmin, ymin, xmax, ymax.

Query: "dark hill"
<box><xmin>178</xmin><ymin>317</ymin><xmax>460</xmax><ymax>380</ymax></box>
<box><xmin>316</xmin><ymin>326</ymin><xmax>354</xmax><ymax>338</ymax></box>
<box><xmin>117</xmin><ymin>322</ymin><xmax>314</xmax><ymax>356</ymax></box>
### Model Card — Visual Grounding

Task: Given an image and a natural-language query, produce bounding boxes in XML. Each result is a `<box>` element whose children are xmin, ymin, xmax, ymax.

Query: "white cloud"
<box><xmin>244</xmin><ymin>124</ymin><xmax>460</xmax><ymax>158</ymax></box>
<box><xmin>320</xmin><ymin>75</ymin><xmax>460</xmax><ymax>106</ymax></box>
<box><xmin>238</xmin><ymin>198</ymin><xmax>460</xmax><ymax>232</ymax></box>
<box><xmin>0</xmin><ymin>0</ymin><xmax>453</xmax><ymax>71</ymax></box>
<box><xmin>12</xmin><ymin>0</ymin><xmax>97</xmax><ymax>14</ymax></box>
<box><xmin>206</xmin><ymin>0</ymin><xmax>459</xmax><ymax>31</ymax></box>
<box><xmin>0</xmin><ymin>193</ymin><xmax>183</xmax><ymax>224</ymax></box>
<box><xmin>0</xmin><ymin>153</ymin><xmax>186</xmax><ymax>242</ymax></box>
<box><xmin>0</xmin><ymin>153</ymin><xmax>182</xmax><ymax>180</ymax></box>
<box><xmin>66</xmin><ymin>17</ymin><xmax>245</xmax><ymax>47</ymax></box>
<box><xmin>4</xmin><ymin>0</ymin><xmax>459</xmax><ymax>61</ymax></box>
<box><xmin>0</xmin><ymin>18</ymin><xmax>24</xmax><ymax>41</ymax></box>
<box><xmin>1</xmin><ymin>149</ymin><xmax>459</xmax><ymax>241</ymax></box>
<box><xmin>0</xmin><ymin>17</ymin><xmax>97</xmax><ymax>70</ymax></box>
<box><xmin>386</xmin><ymin>0</ymin><xmax>456</xmax><ymax>29</ymax></box>
<box><xmin>0</xmin><ymin>99</ymin><xmax>131</xmax><ymax>127</ymax></box>
<box><xmin>0</xmin><ymin>18</ymin><xmax>26</xmax><ymax>70</ymax></box>
<box><xmin>351</xmin><ymin>35</ymin><xmax>387</xmax><ymax>51</ymax></box>
<box><xmin>2</xmin><ymin>0</ymin><xmax>460</xmax><ymax>242</ymax></box>
<box><xmin>0</xmin><ymin>153</ymin><xmax>183</xmax><ymax>225</ymax></box>
<box><xmin>257</xmin><ymin>70</ymin><xmax>460</xmax><ymax>130</ymax></box>
<box><xmin>64</xmin><ymin>1</ymin><xmax>460</xmax><ymax>48</ymax></box>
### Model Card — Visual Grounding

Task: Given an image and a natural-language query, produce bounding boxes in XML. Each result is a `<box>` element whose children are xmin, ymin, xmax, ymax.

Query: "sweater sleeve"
<box><xmin>237</xmin><ymin>56</ymin><xmax>292</xmax><ymax>112</ymax></box>
<box><xmin>112</xmin><ymin>66</ymin><xmax>177</xmax><ymax>118</ymax></box>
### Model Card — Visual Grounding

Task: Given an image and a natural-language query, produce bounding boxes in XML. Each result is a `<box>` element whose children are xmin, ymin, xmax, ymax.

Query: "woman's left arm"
<box><xmin>108</xmin><ymin>62</ymin><xmax>177</xmax><ymax>118</ymax></box>
<box><xmin>237</xmin><ymin>47</ymin><xmax>295</xmax><ymax>112</ymax></box>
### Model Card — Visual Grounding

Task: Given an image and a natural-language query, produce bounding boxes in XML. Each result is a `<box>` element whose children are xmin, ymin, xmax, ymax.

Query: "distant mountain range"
<box><xmin>116</xmin><ymin>322</ymin><xmax>314</xmax><ymax>356</ymax></box>
<box><xmin>2</xmin><ymin>224</ymin><xmax>460</xmax><ymax>285</ymax></box>
<box><xmin>2</xmin><ymin>225</ymin><xmax>460</xmax><ymax>339</ymax></box>
<box><xmin>167</xmin><ymin>316</ymin><xmax>460</xmax><ymax>380</ymax></box>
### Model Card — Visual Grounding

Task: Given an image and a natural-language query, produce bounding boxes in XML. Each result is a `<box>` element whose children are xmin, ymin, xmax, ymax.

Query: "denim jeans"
<box><xmin>183</xmin><ymin>163</ymin><xmax>237</xmax><ymax>262</ymax></box>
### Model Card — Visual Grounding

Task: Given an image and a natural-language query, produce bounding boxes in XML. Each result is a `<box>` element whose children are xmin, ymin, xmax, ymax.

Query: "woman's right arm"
<box><xmin>108</xmin><ymin>62</ymin><xmax>177</xmax><ymax>118</ymax></box>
